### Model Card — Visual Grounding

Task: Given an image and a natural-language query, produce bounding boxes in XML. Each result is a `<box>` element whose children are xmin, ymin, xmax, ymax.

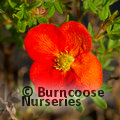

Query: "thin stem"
<box><xmin>94</xmin><ymin>11</ymin><xmax>118</xmax><ymax>41</ymax></box>
<box><xmin>79</xmin><ymin>11</ymin><xmax>87</xmax><ymax>22</ymax></box>
<box><xmin>96</xmin><ymin>33</ymin><xmax>108</xmax><ymax>40</ymax></box>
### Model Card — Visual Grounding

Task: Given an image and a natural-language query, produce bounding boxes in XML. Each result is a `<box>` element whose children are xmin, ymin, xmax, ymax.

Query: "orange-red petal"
<box><xmin>71</xmin><ymin>52</ymin><xmax>103</xmax><ymax>92</ymax></box>
<box><xmin>33</xmin><ymin>65</ymin><xmax>67</xmax><ymax>101</ymax></box>
<box><xmin>60</xmin><ymin>21</ymin><xmax>92</xmax><ymax>57</ymax></box>
<box><xmin>30</xmin><ymin>62</ymin><xmax>66</xmax><ymax>89</ymax></box>
<box><xmin>30</xmin><ymin>61</ymin><xmax>53</xmax><ymax>84</ymax></box>
<box><xmin>30</xmin><ymin>62</ymin><xmax>77</xmax><ymax>101</ymax></box>
<box><xmin>24</xmin><ymin>23</ymin><xmax>66</xmax><ymax>63</ymax></box>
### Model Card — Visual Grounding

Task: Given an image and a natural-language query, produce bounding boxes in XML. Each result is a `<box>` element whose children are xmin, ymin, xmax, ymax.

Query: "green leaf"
<box><xmin>44</xmin><ymin>0</ymin><xmax>49</xmax><ymax>2</ymax></box>
<box><xmin>38</xmin><ymin>17</ymin><xmax>49</xmax><ymax>23</ymax></box>
<box><xmin>8</xmin><ymin>0</ymin><xmax>17</xmax><ymax>8</ymax></box>
<box><xmin>88</xmin><ymin>0</ymin><xmax>99</xmax><ymax>14</ymax></box>
<box><xmin>102</xmin><ymin>0</ymin><xmax>109</xmax><ymax>6</ymax></box>
<box><xmin>113</xmin><ymin>17</ymin><xmax>120</xmax><ymax>24</ymax></box>
<box><xmin>48</xmin><ymin>6</ymin><xmax>55</xmax><ymax>17</ymax></box>
<box><xmin>88</xmin><ymin>22</ymin><xmax>92</xmax><ymax>35</ymax></box>
<box><xmin>0</xmin><ymin>9</ymin><xmax>5</xmax><ymax>14</ymax></box>
<box><xmin>90</xmin><ymin>95</ymin><xmax>107</xmax><ymax>109</ymax></box>
<box><xmin>99</xmin><ymin>83</ymin><xmax>113</xmax><ymax>92</ymax></box>
<box><xmin>100</xmin><ymin>39</ymin><xmax>105</xmax><ymax>52</ymax></box>
<box><xmin>108</xmin><ymin>39</ymin><xmax>120</xmax><ymax>49</ymax></box>
<box><xmin>27</xmin><ymin>19</ymin><xmax>33</xmax><ymax>28</ymax></box>
<box><xmin>24</xmin><ymin>11</ymin><xmax>31</xmax><ymax>20</ymax></box>
<box><xmin>17</xmin><ymin>20</ymin><xmax>27</xmax><ymax>32</ymax></box>
<box><xmin>107</xmin><ymin>25</ymin><xmax>112</xmax><ymax>33</ymax></box>
<box><xmin>92</xmin><ymin>39</ymin><xmax>99</xmax><ymax>44</ymax></box>
<box><xmin>5</xmin><ymin>24</ymin><xmax>12</xmax><ymax>30</ymax></box>
<box><xmin>94</xmin><ymin>0</ymin><xmax>103</xmax><ymax>7</ymax></box>
<box><xmin>13</xmin><ymin>11</ymin><xmax>23</xmax><ymax>20</ymax></box>
<box><xmin>108</xmin><ymin>33</ymin><xmax>120</xmax><ymax>40</ymax></box>
<box><xmin>109</xmin><ymin>0</ymin><xmax>118</xmax><ymax>5</ymax></box>
<box><xmin>97</xmin><ymin>55</ymin><xmax>105</xmax><ymax>67</ymax></box>
<box><xmin>112</xmin><ymin>24</ymin><xmax>120</xmax><ymax>31</ymax></box>
<box><xmin>83</xmin><ymin>0</ymin><xmax>89</xmax><ymax>10</ymax></box>
<box><xmin>74</xmin><ymin>103</ymin><xmax>84</xmax><ymax>113</ymax></box>
<box><xmin>104</xmin><ymin>66</ymin><xmax>114</xmax><ymax>71</ymax></box>
<box><xmin>33</xmin><ymin>19</ymin><xmax>37</xmax><ymax>25</ymax></box>
<box><xmin>104</xmin><ymin>59</ymin><xmax>113</xmax><ymax>67</ymax></box>
<box><xmin>100</xmin><ymin>3</ymin><xmax>110</xmax><ymax>21</ymax></box>
<box><xmin>54</xmin><ymin>1</ymin><xmax>63</xmax><ymax>14</ymax></box>
<box><xmin>28</xmin><ymin>1</ymin><xmax>42</xmax><ymax>11</ymax></box>
<box><xmin>108</xmin><ymin>51</ymin><xmax>119</xmax><ymax>54</ymax></box>
<box><xmin>97</xmin><ymin>48</ymin><xmax>105</xmax><ymax>53</ymax></box>
<box><xmin>44</xmin><ymin>1</ymin><xmax>53</xmax><ymax>9</ymax></box>
<box><xmin>66</xmin><ymin>14</ymin><xmax>69</xmax><ymax>22</ymax></box>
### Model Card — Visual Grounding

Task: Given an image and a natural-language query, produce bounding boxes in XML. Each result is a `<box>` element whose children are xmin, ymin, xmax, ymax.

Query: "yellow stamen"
<box><xmin>54</xmin><ymin>52</ymin><xmax>75</xmax><ymax>72</ymax></box>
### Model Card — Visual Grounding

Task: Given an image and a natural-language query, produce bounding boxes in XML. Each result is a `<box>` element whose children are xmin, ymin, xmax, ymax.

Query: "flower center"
<box><xmin>54</xmin><ymin>52</ymin><xmax>75</xmax><ymax>72</ymax></box>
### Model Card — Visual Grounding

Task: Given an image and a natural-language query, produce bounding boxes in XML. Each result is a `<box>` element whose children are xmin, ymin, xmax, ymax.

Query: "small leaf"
<box><xmin>109</xmin><ymin>0</ymin><xmax>118</xmax><ymax>5</ymax></box>
<box><xmin>66</xmin><ymin>14</ymin><xmax>70</xmax><ymax>22</ymax></box>
<box><xmin>112</xmin><ymin>24</ymin><xmax>120</xmax><ymax>31</ymax></box>
<box><xmin>108</xmin><ymin>33</ymin><xmax>120</xmax><ymax>40</ymax></box>
<box><xmin>100</xmin><ymin>39</ymin><xmax>105</xmax><ymax>52</ymax></box>
<box><xmin>28</xmin><ymin>1</ymin><xmax>42</xmax><ymax>11</ymax></box>
<box><xmin>90</xmin><ymin>95</ymin><xmax>107</xmax><ymax>109</ymax></box>
<box><xmin>104</xmin><ymin>59</ymin><xmax>113</xmax><ymax>67</ymax></box>
<box><xmin>33</xmin><ymin>19</ymin><xmax>37</xmax><ymax>25</ymax></box>
<box><xmin>13</xmin><ymin>11</ymin><xmax>23</xmax><ymax>20</ymax></box>
<box><xmin>94</xmin><ymin>0</ymin><xmax>103</xmax><ymax>7</ymax></box>
<box><xmin>107</xmin><ymin>25</ymin><xmax>112</xmax><ymax>33</ymax></box>
<box><xmin>97</xmin><ymin>48</ymin><xmax>105</xmax><ymax>53</ymax></box>
<box><xmin>48</xmin><ymin>6</ymin><xmax>55</xmax><ymax>17</ymax></box>
<box><xmin>113</xmin><ymin>17</ymin><xmax>120</xmax><ymax>24</ymax></box>
<box><xmin>44</xmin><ymin>0</ymin><xmax>49</xmax><ymax>2</ymax></box>
<box><xmin>74</xmin><ymin>103</ymin><xmax>84</xmax><ymax>113</ymax></box>
<box><xmin>27</xmin><ymin>19</ymin><xmax>33</xmax><ymax>28</ymax></box>
<box><xmin>0</xmin><ymin>9</ymin><xmax>5</xmax><ymax>14</ymax></box>
<box><xmin>104</xmin><ymin>66</ymin><xmax>114</xmax><ymax>71</ymax></box>
<box><xmin>24</xmin><ymin>11</ymin><xmax>31</xmax><ymax>20</ymax></box>
<box><xmin>88</xmin><ymin>22</ymin><xmax>92</xmax><ymax>35</ymax></box>
<box><xmin>8</xmin><ymin>0</ymin><xmax>17</xmax><ymax>8</ymax></box>
<box><xmin>97</xmin><ymin>55</ymin><xmax>105</xmax><ymax>67</ymax></box>
<box><xmin>83</xmin><ymin>0</ymin><xmax>89</xmax><ymax>10</ymax></box>
<box><xmin>88</xmin><ymin>0</ymin><xmax>99</xmax><ymax>14</ymax></box>
<box><xmin>38</xmin><ymin>17</ymin><xmax>48</xmax><ymax>23</ymax></box>
<box><xmin>99</xmin><ymin>83</ymin><xmax>113</xmax><ymax>92</ymax></box>
<box><xmin>17</xmin><ymin>20</ymin><xmax>27</xmax><ymax>33</ymax></box>
<box><xmin>100</xmin><ymin>3</ymin><xmax>110</xmax><ymax>21</ymax></box>
<box><xmin>5</xmin><ymin>24</ymin><xmax>12</xmax><ymax>30</ymax></box>
<box><xmin>54</xmin><ymin>2</ymin><xmax>63</xmax><ymax>14</ymax></box>
<box><xmin>108</xmin><ymin>39</ymin><xmax>120</xmax><ymax>49</ymax></box>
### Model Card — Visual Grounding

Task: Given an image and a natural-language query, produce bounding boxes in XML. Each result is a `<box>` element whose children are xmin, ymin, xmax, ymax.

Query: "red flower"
<box><xmin>24</xmin><ymin>21</ymin><xmax>103</xmax><ymax>100</ymax></box>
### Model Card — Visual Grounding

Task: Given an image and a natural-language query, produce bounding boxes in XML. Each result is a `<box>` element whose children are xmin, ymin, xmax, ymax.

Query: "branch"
<box><xmin>6</xmin><ymin>105</ymin><xmax>17</xmax><ymax>120</ymax></box>
<box><xmin>94</xmin><ymin>11</ymin><xmax>119</xmax><ymax>40</ymax></box>
<box><xmin>107</xmin><ymin>75</ymin><xmax>120</xmax><ymax>82</ymax></box>
<box><xmin>0</xmin><ymin>98</ymin><xmax>17</xmax><ymax>120</ymax></box>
